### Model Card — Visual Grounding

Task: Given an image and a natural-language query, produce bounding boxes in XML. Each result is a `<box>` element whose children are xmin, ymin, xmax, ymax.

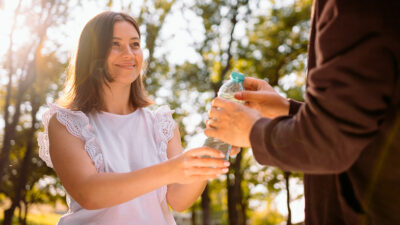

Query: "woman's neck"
<box><xmin>101</xmin><ymin>83</ymin><xmax>135</xmax><ymax>115</ymax></box>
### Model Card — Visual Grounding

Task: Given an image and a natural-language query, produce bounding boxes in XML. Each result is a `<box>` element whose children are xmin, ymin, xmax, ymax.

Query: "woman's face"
<box><xmin>106</xmin><ymin>21</ymin><xmax>143</xmax><ymax>85</ymax></box>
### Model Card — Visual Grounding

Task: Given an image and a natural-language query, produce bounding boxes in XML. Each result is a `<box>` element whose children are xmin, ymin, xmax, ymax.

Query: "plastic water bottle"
<box><xmin>204</xmin><ymin>71</ymin><xmax>245</xmax><ymax>160</ymax></box>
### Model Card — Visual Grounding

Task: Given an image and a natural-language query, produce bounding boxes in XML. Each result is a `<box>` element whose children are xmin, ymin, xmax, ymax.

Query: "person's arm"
<box><xmin>206</xmin><ymin>35</ymin><xmax>398</xmax><ymax>174</ymax></box>
<box><xmin>48</xmin><ymin>115</ymin><xmax>228</xmax><ymax>210</ymax></box>
<box><xmin>288</xmin><ymin>99</ymin><xmax>303</xmax><ymax>116</ymax></box>
<box><xmin>250</xmin><ymin>34</ymin><xmax>398</xmax><ymax>174</ymax></box>
<box><xmin>165</xmin><ymin>124</ymin><xmax>227</xmax><ymax>212</ymax></box>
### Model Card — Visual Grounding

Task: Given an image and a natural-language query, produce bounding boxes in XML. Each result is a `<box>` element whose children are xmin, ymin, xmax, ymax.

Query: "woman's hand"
<box><xmin>235</xmin><ymin>77</ymin><xmax>290</xmax><ymax>118</ymax></box>
<box><xmin>168</xmin><ymin>147</ymin><xmax>230</xmax><ymax>184</ymax></box>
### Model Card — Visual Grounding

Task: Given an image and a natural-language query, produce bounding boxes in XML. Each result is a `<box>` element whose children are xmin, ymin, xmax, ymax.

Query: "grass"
<box><xmin>0</xmin><ymin>212</ymin><xmax>61</xmax><ymax>225</ymax></box>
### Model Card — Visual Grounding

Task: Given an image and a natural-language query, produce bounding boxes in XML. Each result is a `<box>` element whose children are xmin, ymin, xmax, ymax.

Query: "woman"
<box><xmin>38</xmin><ymin>11</ymin><xmax>229</xmax><ymax>225</ymax></box>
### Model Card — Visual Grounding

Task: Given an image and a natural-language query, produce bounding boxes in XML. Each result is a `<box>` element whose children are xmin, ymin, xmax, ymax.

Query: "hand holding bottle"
<box><xmin>205</xmin><ymin>97</ymin><xmax>262</xmax><ymax>148</ymax></box>
<box><xmin>234</xmin><ymin>77</ymin><xmax>290</xmax><ymax>118</ymax></box>
<box><xmin>167</xmin><ymin>147</ymin><xmax>229</xmax><ymax>185</ymax></box>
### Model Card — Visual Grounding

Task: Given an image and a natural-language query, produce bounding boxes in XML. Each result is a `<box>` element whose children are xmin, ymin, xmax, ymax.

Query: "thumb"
<box><xmin>235</xmin><ymin>91</ymin><xmax>265</xmax><ymax>102</ymax></box>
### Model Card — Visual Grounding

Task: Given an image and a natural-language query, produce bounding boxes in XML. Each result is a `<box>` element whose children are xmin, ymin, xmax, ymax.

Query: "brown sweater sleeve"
<box><xmin>250</xmin><ymin>2</ymin><xmax>399</xmax><ymax>174</ymax></box>
<box><xmin>288</xmin><ymin>99</ymin><xmax>303</xmax><ymax>116</ymax></box>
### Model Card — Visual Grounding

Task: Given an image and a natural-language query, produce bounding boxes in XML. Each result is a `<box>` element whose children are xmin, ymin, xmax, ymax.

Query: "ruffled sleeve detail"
<box><xmin>153</xmin><ymin>105</ymin><xmax>176</xmax><ymax>162</ymax></box>
<box><xmin>37</xmin><ymin>103</ymin><xmax>105</xmax><ymax>172</ymax></box>
<box><xmin>152</xmin><ymin>105</ymin><xmax>176</xmax><ymax>203</ymax></box>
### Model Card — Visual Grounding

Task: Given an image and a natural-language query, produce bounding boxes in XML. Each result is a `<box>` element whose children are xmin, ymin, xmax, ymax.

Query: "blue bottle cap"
<box><xmin>231</xmin><ymin>72</ymin><xmax>245</xmax><ymax>82</ymax></box>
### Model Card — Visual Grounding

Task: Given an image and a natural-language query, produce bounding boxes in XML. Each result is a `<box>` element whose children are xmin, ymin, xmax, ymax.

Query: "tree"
<box><xmin>1</xmin><ymin>46</ymin><xmax>67</xmax><ymax>225</ymax></box>
<box><xmin>0</xmin><ymin>1</ymin><xmax>313</xmax><ymax>224</ymax></box>
<box><xmin>174</xmin><ymin>1</ymin><xmax>252</xmax><ymax>224</ymax></box>
<box><xmin>170</xmin><ymin>0</ymin><xmax>311</xmax><ymax>224</ymax></box>
<box><xmin>0</xmin><ymin>0</ymin><xmax>69</xmax><ymax>188</ymax></box>
<box><xmin>0</xmin><ymin>1</ymin><xmax>70</xmax><ymax>224</ymax></box>
<box><xmin>236</xmin><ymin>0</ymin><xmax>311</xmax><ymax>223</ymax></box>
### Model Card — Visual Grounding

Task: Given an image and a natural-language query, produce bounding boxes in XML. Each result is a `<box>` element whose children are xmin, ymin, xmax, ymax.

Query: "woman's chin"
<box><xmin>113</xmin><ymin>73</ymin><xmax>139</xmax><ymax>84</ymax></box>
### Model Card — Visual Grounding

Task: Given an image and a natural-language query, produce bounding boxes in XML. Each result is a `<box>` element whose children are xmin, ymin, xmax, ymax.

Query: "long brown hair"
<box><xmin>59</xmin><ymin>11</ymin><xmax>153</xmax><ymax>113</ymax></box>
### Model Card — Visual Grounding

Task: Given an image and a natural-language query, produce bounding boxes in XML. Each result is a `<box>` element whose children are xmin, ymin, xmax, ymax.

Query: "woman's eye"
<box><xmin>130</xmin><ymin>42</ymin><xmax>140</xmax><ymax>48</ymax></box>
<box><xmin>112</xmin><ymin>41</ymin><xmax>120</xmax><ymax>47</ymax></box>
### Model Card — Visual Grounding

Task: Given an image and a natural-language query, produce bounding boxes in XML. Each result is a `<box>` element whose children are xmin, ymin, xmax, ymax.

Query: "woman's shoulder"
<box><xmin>38</xmin><ymin>103</ymin><xmax>104</xmax><ymax>171</ymax></box>
<box><xmin>147</xmin><ymin>105</ymin><xmax>176</xmax><ymax>139</ymax></box>
<box><xmin>142</xmin><ymin>105</ymin><xmax>175</xmax><ymax>118</ymax></box>
<box><xmin>44</xmin><ymin>103</ymin><xmax>89</xmax><ymax>136</ymax></box>
<box><xmin>44</xmin><ymin>103</ymin><xmax>87</xmax><ymax>123</ymax></box>
<box><xmin>47</xmin><ymin>103</ymin><xmax>87</xmax><ymax>117</ymax></box>
<box><xmin>142</xmin><ymin>105</ymin><xmax>177</xmax><ymax>162</ymax></box>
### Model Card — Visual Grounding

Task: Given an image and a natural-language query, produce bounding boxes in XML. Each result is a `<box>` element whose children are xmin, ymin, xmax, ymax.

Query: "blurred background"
<box><xmin>0</xmin><ymin>0</ymin><xmax>312</xmax><ymax>224</ymax></box>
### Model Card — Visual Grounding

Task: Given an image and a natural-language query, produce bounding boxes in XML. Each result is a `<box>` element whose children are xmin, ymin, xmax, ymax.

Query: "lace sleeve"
<box><xmin>152</xmin><ymin>105</ymin><xmax>176</xmax><ymax>203</ymax></box>
<box><xmin>37</xmin><ymin>104</ymin><xmax>105</xmax><ymax>172</ymax></box>
<box><xmin>153</xmin><ymin>105</ymin><xmax>176</xmax><ymax>162</ymax></box>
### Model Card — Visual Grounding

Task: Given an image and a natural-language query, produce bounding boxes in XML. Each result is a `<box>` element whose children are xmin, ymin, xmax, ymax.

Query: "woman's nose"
<box><xmin>121</xmin><ymin>45</ymin><xmax>134</xmax><ymax>57</ymax></box>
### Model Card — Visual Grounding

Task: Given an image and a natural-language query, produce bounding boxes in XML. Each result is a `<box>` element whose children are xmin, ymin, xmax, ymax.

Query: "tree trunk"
<box><xmin>2</xmin><ymin>92</ymin><xmax>39</xmax><ymax>225</ymax></box>
<box><xmin>0</xmin><ymin>50</ymin><xmax>33</xmax><ymax>183</ymax></box>
<box><xmin>241</xmin><ymin>193</ymin><xmax>247</xmax><ymax>225</ymax></box>
<box><xmin>201</xmin><ymin>184</ymin><xmax>211</xmax><ymax>225</ymax></box>
<box><xmin>0</xmin><ymin>0</ymin><xmax>61</xmax><ymax>184</ymax></box>
<box><xmin>18</xmin><ymin>205</ymin><xmax>22</xmax><ymax>224</ymax></box>
<box><xmin>2</xmin><ymin>0</ymin><xmax>21</xmax><ymax>130</ymax></box>
<box><xmin>0</xmin><ymin>0</ymin><xmax>22</xmax><ymax>187</ymax></box>
<box><xmin>284</xmin><ymin>171</ymin><xmax>292</xmax><ymax>225</ymax></box>
<box><xmin>227</xmin><ymin>150</ymin><xmax>244</xmax><ymax>225</ymax></box>
<box><xmin>18</xmin><ymin>202</ymin><xmax>27</xmax><ymax>225</ymax></box>
<box><xmin>22</xmin><ymin>201</ymin><xmax>28</xmax><ymax>225</ymax></box>
<box><xmin>2</xmin><ymin>205</ymin><xmax>17</xmax><ymax>225</ymax></box>
<box><xmin>191</xmin><ymin>205</ymin><xmax>197</xmax><ymax>225</ymax></box>
<box><xmin>236</xmin><ymin>151</ymin><xmax>246</xmax><ymax>225</ymax></box>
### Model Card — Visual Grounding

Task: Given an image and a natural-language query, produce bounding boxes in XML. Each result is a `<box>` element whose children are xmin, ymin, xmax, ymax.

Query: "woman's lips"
<box><xmin>115</xmin><ymin>63</ymin><xmax>136</xmax><ymax>70</ymax></box>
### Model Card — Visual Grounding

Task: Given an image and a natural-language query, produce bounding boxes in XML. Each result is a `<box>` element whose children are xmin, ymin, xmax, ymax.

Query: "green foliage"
<box><xmin>138</xmin><ymin>0</ymin><xmax>177</xmax><ymax>95</ymax></box>
<box><xmin>172</xmin><ymin>1</ymin><xmax>311</xmax><ymax>224</ymax></box>
<box><xmin>237</xmin><ymin>0</ymin><xmax>311</xmax><ymax>87</ymax></box>
<box><xmin>0</xmin><ymin>1</ymin><xmax>70</xmax><ymax>221</ymax></box>
<box><xmin>0</xmin><ymin>51</ymin><xmax>67</xmax><ymax>213</ymax></box>
<box><xmin>1</xmin><ymin>0</ymin><xmax>311</xmax><ymax>224</ymax></box>
<box><xmin>0</xmin><ymin>212</ymin><xmax>61</xmax><ymax>225</ymax></box>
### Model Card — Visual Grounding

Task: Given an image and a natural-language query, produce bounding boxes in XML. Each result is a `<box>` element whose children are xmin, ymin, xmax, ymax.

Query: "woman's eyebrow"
<box><xmin>112</xmin><ymin>37</ymin><xmax>140</xmax><ymax>40</ymax></box>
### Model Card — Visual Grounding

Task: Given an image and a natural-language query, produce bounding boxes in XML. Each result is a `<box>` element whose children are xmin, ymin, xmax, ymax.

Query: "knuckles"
<box><xmin>182</xmin><ymin>157</ymin><xmax>191</xmax><ymax>167</ymax></box>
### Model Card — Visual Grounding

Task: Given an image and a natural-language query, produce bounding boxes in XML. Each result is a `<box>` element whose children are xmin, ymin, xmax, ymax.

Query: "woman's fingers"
<box><xmin>191</xmin><ymin>174</ymin><xmax>226</xmax><ymax>182</ymax></box>
<box><xmin>186</xmin><ymin>157</ymin><xmax>229</xmax><ymax>168</ymax></box>
<box><xmin>185</xmin><ymin>166</ymin><xmax>229</xmax><ymax>176</ymax></box>
<box><xmin>186</xmin><ymin>147</ymin><xmax>225</xmax><ymax>158</ymax></box>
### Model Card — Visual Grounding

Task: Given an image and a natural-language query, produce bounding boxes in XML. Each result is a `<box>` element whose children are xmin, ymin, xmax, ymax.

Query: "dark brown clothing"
<box><xmin>250</xmin><ymin>0</ymin><xmax>400</xmax><ymax>224</ymax></box>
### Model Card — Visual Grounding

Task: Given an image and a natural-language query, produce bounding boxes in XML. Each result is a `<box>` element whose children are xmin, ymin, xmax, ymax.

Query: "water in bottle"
<box><xmin>204</xmin><ymin>71</ymin><xmax>245</xmax><ymax>160</ymax></box>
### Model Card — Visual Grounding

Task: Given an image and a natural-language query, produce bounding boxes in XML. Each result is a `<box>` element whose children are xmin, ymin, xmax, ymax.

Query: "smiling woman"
<box><xmin>37</xmin><ymin>11</ymin><xmax>229</xmax><ymax>225</ymax></box>
<box><xmin>106</xmin><ymin>21</ymin><xmax>143</xmax><ymax>90</ymax></box>
<box><xmin>59</xmin><ymin>12</ymin><xmax>151</xmax><ymax>114</ymax></box>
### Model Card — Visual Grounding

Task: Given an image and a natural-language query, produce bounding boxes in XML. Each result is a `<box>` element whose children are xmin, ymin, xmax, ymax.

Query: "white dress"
<box><xmin>37</xmin><ymin>103</ymin><xmax>177</xmax><ymax>225</ymax></box>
